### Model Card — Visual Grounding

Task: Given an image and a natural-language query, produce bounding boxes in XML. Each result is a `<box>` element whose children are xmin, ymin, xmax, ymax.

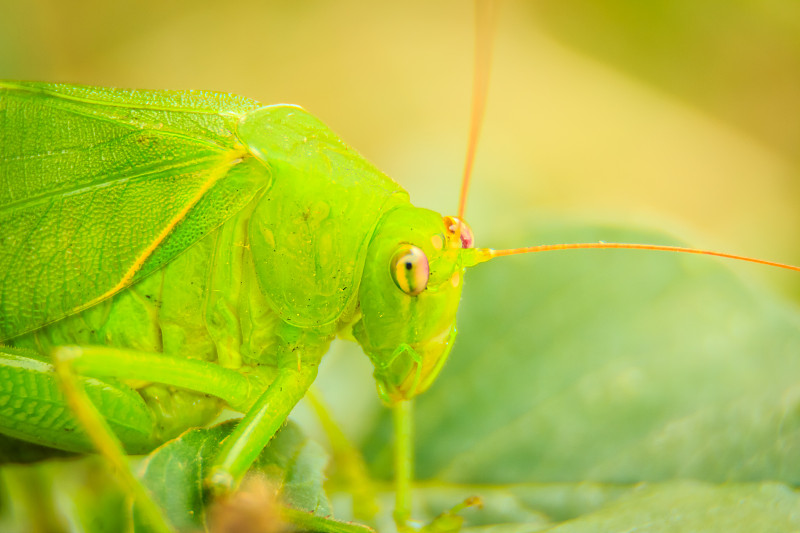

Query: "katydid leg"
<box><xmin>392</xmin><ymin>400</ymin><xmax>478</xmax><ymax>533</ymax></box>
<box><xmin>52</xmin><ymin>346</ymin><xmax>174</xmax><ymax>533</ymax></box>
<box><xmin>0</xmin><ymin>346</ymin><xmax>158</xmax><ymax>453</ymax></box>
<box><xmin>306</xmin><ymin>387</ymin><xmax>379</xmax><ymax>521</ymax></box>
<box><xmin>282</xmin><ymin>506</ymin><xmax>376</xmax><ymax>533</ymax></box>
<box><xmin>56</xmin><ymin>345</ymin><xmax>270</xmax><ymax>412</ymax></box>
<box><xmin>0</xmin><ymin>343</ymin><xmax>276</xmax><ymax>454</ymax></box>
<box><xmin>207</xmin><ymin>355</ymin><xmax>323</xmax><ymax>493</ymax></box>
<box><xmin>206</xmin><ymin>322</ymin><xmax>332</xmax><ymax>493</ymax></box>
<box><xmin>393</xmin><ymin>399</ymin><xmax>414</xmax><ymax>531</ymax></box>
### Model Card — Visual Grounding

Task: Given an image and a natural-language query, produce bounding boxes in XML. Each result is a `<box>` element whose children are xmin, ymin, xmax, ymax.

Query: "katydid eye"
<box><xmin>390</xmin><ymin>245</ymin><xmax>429</xmax><ymax>296</ymax></box>
<box><xmin>444</xmin><ymin>216</ymin><xmax>474</xmax><ymax>248</ymax></box>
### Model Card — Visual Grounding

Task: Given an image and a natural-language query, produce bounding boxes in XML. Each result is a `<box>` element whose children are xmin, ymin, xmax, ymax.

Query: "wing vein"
<box><xmin>1</xmin><ymin>82</ymin><xmax>249</xmax><ymax>116</ymax></box>
<box><xmin>0</xmin><ymin>154</ymin><xmax>228</xmax><ymax>215</ymax></box>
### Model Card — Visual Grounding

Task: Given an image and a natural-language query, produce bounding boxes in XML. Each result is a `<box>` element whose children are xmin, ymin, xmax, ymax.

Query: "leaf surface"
<box><xmin>139</xmin><ymin>420</ymin><xmax>332</xmax><ymax>531</ymax></box>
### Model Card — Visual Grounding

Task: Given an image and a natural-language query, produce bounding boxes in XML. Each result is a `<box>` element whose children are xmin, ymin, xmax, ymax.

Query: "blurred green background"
<box><xmin>2</xmin><ymin>0</ymin><xmax>797</xmax><ymax>296</ymax></box>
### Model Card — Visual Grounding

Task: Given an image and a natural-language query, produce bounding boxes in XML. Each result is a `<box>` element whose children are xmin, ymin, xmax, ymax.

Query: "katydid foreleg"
<box><xmin>44</xmin><ymin>333</ymin><xmax>330</xmax><ymax>490</ymax></box>
<box><xmin>208</xmin><ymin>323</ymin><xmax>330</xmax><ymax>493</ymax></box>
<box><xmin>48</xmin><ymin>335</ymin><xmax>369</xmax><ymax>533</ymax></box>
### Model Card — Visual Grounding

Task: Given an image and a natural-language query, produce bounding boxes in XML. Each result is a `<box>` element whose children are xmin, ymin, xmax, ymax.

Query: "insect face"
<box><xmin>353</xmin><ymin>205</ymin><xmax>473</xmax><ymax>404</ymax></box>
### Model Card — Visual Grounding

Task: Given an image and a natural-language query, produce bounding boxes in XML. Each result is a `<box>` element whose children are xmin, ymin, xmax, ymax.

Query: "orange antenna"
<box><xmin>463</xmin><ymin>242</ymin><xmax>800</xmax><ymax>272</ymax></box>
<box><xmin>457</xmin><ymin>0</ymin><xmax>499</xmax><ymax>222</ymax></box>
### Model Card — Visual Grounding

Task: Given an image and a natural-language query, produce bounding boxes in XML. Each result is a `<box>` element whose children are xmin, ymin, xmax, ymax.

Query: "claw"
<box><xmin>205</xmin><ymin>466</ymin><xmax>236</xmax><ymax>498</ymax></box>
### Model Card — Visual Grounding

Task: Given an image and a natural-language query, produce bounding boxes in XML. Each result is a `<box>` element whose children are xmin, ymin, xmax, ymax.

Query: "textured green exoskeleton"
<box><xmin>0</xmin><ymin>81</ymin><xmax>473</xmax><ymax>525</ymax></box>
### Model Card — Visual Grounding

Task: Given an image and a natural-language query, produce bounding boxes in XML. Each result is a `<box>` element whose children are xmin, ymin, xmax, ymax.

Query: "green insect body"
<box><xmin>0</xmin><ymin>81</ymin><xmax>471</xmax><ymax>500</ymax></box>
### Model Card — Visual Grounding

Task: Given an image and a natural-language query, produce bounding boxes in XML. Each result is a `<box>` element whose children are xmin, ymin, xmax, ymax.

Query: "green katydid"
<box><xmin>0</xmin><ymin>80</ymin><xmax>473</xmax><ymax>531</ymax></box>
<box><xmin>2</xmin><ymin>5</ymin><xmax>800</xmax><ymax>533</ymax></box>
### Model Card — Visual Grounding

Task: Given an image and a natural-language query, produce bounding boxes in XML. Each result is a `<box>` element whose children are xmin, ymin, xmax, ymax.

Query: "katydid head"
<box><xmin>352</xmin><ymin>206</ymin><xmax>476</xmax><ymax>405</ymax></box>
<box><xmin>351</xmin><ymin>0</ymin><xmax>800</xmax><ymax>409</ymax></box>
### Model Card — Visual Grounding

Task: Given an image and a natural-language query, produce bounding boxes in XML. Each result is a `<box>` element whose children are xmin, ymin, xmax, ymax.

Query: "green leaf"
<box><xmin>138</xmin><ymin>420</ymin><xmax>332</xmax><ymax>531</ymax></box>
<box><xmin>537</xmin><ymin>481</ymin><xmax>800</xmax><ymax>532</ymax></box>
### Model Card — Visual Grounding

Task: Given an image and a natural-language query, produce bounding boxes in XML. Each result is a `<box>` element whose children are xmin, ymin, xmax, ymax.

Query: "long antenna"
<box><xmin>457</xmin><ymin>0</ymin><xmax>499</xmax><ymax>222</ymax></box>
<box><xmin>451</xmin><ymin>2</ymin><xmax>799</xmax><ymax>277</ymax></box>
<box><xmin>463</xmin><ymin>242</ymin><xmax>800</xmax><ymax>272</ymax></box>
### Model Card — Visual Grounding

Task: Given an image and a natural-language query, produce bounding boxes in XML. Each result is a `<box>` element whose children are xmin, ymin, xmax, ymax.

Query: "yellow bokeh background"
<box><xmin>2</xmin><ymin>0</ymin><xmax>798</xmax><ymax>298</ymax></box>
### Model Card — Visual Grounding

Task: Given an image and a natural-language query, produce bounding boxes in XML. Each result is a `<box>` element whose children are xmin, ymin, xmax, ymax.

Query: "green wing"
<box><xmin>0</xmin><ymin>82</ymin><xmax>271</xmax><ymax>341</ymax></box>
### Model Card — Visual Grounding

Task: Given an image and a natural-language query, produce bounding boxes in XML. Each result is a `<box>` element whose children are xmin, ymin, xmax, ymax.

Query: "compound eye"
<box><xmin>390</xmin><ymin>245</ymin><xmax>429</xmax><ymax>296</ymax></box>
<box><xmin>443</xmin><ymin>216</ymin><xmax>474</xmax><ymax>248</ymax></box>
